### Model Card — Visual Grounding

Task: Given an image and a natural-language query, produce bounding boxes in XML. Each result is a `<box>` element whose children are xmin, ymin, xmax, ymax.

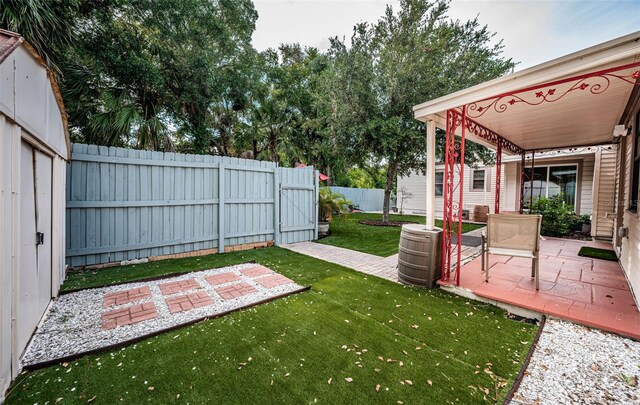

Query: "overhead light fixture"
<box><xmin>613</xmin><ymin>125</ymin><xmax>628</xmax><ymax>138</ymax></box>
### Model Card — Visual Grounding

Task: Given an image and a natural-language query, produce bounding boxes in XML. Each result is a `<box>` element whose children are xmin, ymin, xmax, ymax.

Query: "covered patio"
<box><xmin>414</xmin><ymin>31</ymin><xmax>640</xmax><ymax>338</ymax></box>
<box><xmin>440</xmin><ymin>238</ymin><xmax>640</xmax><ymax>339</ymax></box>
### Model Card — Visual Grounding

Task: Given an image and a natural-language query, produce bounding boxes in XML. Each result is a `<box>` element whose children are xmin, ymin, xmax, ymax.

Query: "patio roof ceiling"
<box><xmin>413</xmin><ymin>31</ymin><xmax>640</xmax><ymax>153</ymax></box>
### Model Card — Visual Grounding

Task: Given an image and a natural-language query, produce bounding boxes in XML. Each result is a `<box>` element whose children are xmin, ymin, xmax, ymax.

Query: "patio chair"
<box><xmin>481</xmin><ymin>214</ymin><xmax>543</xmax><ymax>290</ymax></box>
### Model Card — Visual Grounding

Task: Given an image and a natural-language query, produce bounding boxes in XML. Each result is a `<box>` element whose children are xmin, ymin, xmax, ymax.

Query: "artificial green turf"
<box><xmin>317</xmin><ymin>213</ymin><xmax>485</xmax><ymax>257</ymax></box>
<box><xmin>7</xmin><ymin>247</ymin><xmax>535</xmax><ymax>404</ymax></box>
<box><xmin>578</xmin><ymin>246</ymin><xmax>618</xmax><ymax>262</ymax></box>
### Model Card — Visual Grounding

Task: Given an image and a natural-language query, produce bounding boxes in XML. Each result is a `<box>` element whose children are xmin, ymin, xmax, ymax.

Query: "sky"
<box><xmin>252</xmin><ymin>0</ymin><xmax>640</xmax><ymax>71</ymax></box>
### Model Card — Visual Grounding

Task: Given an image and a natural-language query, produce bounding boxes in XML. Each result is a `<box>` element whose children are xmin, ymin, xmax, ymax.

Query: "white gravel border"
<box><xmin>511</xmin><ymin>319</ymin><xmax>640</xmax><ymax>404</ymax></box>
<box><xmin>21</xmin><ymin>263</ymin><xmax>305</xmax><ymax>367</ymax></box>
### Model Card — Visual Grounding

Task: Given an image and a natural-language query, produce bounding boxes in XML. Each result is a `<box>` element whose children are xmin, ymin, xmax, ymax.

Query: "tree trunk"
<box><xmin>382</xmin><ymin>159</ymin><xmax>398</xmax><ymax>223</ymax></box>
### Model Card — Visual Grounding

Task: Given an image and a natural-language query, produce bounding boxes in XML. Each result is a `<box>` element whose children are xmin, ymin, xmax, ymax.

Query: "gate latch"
<box><xmin>36</xmin><ymin>232</ymin><xmax>45</xmax><ymax>245</ymax></box>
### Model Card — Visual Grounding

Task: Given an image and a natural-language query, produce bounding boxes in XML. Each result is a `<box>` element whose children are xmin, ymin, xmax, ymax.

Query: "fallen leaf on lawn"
<box><xmin>56</xmin><ymin>398</ymin><xmax>63</xmax><ymax>403</ymax></box>
<box><xmin>387</xmin><ymin>358</ymin><xmax>397</xmax><ymax>363</ymax></box>
<box><xmin>410</xmin><ymin>325</ymin><xmax>419</xmax><ymax>329</ymax></box>
<box><xmin>62</xmin><ymin>363</ymin><xmax>68</xmax><ymax>368</ymax></box>
<box><xmin>399</xmin><ymin>381</ymin><xmax>405</xmax><ymax>385</ymax></box>
<box><xmin>148</xmin><ymin>387</ymin><xmax>155</xmax><ymax>391</ymax></box>
<box><xmin>87</xmin><ymin>396</ymin><xmax>96</xmax><ymax>403</ymax></box>
<box><xmin>345</xmin><ymin>377</ymin><xmax>353</xmax><ymax>383</ymax></box>
<box><xmin>427</xmin><ymin>380</ymin><xmax>433</xmax><ymax>386</ymax></box>
<box><xmin>399</xmin><ymin>361</ymin><xmax>404</xmax><ymax>367</ymax></box>
<box><xmin>405</xmin><ymin>380</ymin><xmax>413</xmax><ymax>385</ymax></box>
<box><xmin>176</xmin><ymin>394</ymin><xmax>180</xmax><ymax>399</ymax></box>
<box><xmin>427</xmin><ymin>317</ymin><xmax>432</xmax><ymax>321</ymax></box>
<box><xmin>375</xmin><ymin>368</ymin><xmax>381</xmax><ymax>372</ymax></box>
<box><xmin>402</xmin><ymin>350</ymin><xmax>408</xmax><ymax>355</ymax></box>
<box><xmin>395</xmin><ymin>304</ymin><xmax>402</xmax><ymax>307</ymax></box>
<box><xmin>328</xmin><ymin>378</ymin><xmax>332</xmax><ymax>384</ymax></box>
<box><xmin>415</xmin><ymin>346</ymin><xmax>421</xmax><ymax>350</ymax></box>
<box><xmin>342</xmin><ymin>345</ymin><xmax>348</xmax><ymax>349</ymax></box>
<box><xmin>376</xmin><ymin>384</ymin><xmax>380</xmax><ymax>392</ymax></box>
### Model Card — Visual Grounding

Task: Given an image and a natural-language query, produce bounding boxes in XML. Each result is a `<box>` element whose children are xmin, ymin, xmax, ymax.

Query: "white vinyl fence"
<box><xmin>66</xmin><ymin>144</ymin><xmax>318</xmax><ymax>267</ymax></box>
<box><xmin>329</xmin><ymin>186</ymin><xmax>385</xmax><ymax>212</ymax></box>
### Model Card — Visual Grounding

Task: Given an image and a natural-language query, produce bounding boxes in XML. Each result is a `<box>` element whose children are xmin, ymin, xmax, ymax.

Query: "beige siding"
<box><xmin>592</xmin><ymin>147</ymin><xmax>618</xmax><ymax>240</ymax></box>
<box><xmin>580</xmin><ymin>155</ymin><xmax>595</xmax><ymax>215</ymax></box>
<box><xmin>398</xmin><ymin>164</ymin><xmax>505</xmax><ymax>220</ymax></box>
<box><xmin>619</xmin><ymin>100</ymin><xmax>639</xmax><ymax>307</ymax></box>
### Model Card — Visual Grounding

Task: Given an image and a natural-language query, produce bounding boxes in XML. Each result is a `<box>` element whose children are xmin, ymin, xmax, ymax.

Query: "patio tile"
<box><xmin>256</xmin><ymin>274</ymin><xmax>294</xmax><ymax>288</ymax></box>
<box><xmin>557</xmin><ymin>266</ymin><xmax>583</xmax><ymax>281</ymax></box>
<box><xmin>205</xmin><ymin>272</ymin><xmax>242</xmax><ymax>286</ymax></box>
<box><xmin>547</xmin><ymin>280</ymin><xmax>592</xmax><ymax>304</ymax></box>
<box><xmin>592</xmin><ymin>285</ymin><xmax>637</xmax><ymax>309</ymax></box>
<box><xmin>101</xmin><ymin>302</ymin><xmax>158</xmax><ymax>330</ymax></box>
<box><xmin>165</xmin><ymin>291</ymin><xmax>214</xmax><ymax>314</ymax></box>
<box><xmin>103</xmin><ymin>286</ymin><xmax>152</xmax><ymax>307</ymax></box>
<box><xmin>516</xmin><ymin>278</ymin><xmax>556</xmax><ymax>293</ymax></box>
<box><xmin>158</xmin><ymin>278</ymin><xmax>200</xmax><ymax>295</ymax></box>
<box><xmin>215</xmin><ymin>282</ymin><xmax>258</xmax><ymax>300</ymax></box>
<box><xmin>581</xmin><ymin>272</ymin><xmax>629</xmax><ymax>290</ymax></box>
<box><xmin>240</xmin><ymin>265</ymin><xmax>274</xmax><ymax>277</ymax></box>
<box><xmin>543</xmin><ymin>296</ymin><xmax>575</xmax><ymax>316</ymax></box>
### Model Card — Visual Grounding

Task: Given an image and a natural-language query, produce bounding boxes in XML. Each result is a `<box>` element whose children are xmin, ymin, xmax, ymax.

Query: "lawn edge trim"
<box><xmin>60</xmin><ymin>260</ymin><xmax>259</xmax><ymax>294</ymax></box>
<box><xmin>502</xmin><ymin>315</ymin><xmax>546</xmax><ymax>404</ymax></box>
<box><xmin>22</xmin><ymin>284</ymin><xmax>311</xmax><ymax>372</ymax></box>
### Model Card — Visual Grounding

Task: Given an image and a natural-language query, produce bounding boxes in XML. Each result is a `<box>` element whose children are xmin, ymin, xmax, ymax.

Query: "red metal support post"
<box><xmin>456</xmin><ymin>106</ymin><xmax>467</xmax><ymax>286</ymax></box>
<box><xmin>441</xmin><ymin>110</ymin><xmax>452</xmax><ymax>280</ymax></box>
<box><xmin>494</xmin><ymin>141</ymin><xmax>502</xmax><ymax>214</ymax></box>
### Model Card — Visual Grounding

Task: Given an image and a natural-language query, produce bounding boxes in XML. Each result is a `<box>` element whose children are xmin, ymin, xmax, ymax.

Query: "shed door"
<box><xmin>17</xmin><ymin>142</ymin><xmax>53</xmax><ymax>356</ymax></box>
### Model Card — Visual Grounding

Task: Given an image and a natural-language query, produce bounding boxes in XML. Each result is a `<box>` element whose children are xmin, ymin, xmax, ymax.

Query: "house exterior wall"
<box><xmin>617</xmin><ymin>92</ymin><xmax>640</xmax><ymax>307</ymax></box>
<box><xmin>398</xmin><ymin>152</ymin><xmax>599</xmax><ymax>222</ymax></box>
<box><xmin>397</xmin><ymin>163</ymin><xmax>505</xmax><ymax>219</ymax></box>
<box><xmin>0</xmin><ymin>45</ymin><xmax>68</xmax><ymax>400</ymax></box>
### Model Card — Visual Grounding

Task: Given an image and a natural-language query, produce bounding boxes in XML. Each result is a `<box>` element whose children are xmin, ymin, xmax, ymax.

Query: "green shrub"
<box><xmin>319</xmin><ymin>188</ymin><xmax>351</xmax><ymax>222</ymax></box>
<box><xmin>530</xmin><ymin>194</ymin><xmax>575</xmax><ymax>237</ymax></box>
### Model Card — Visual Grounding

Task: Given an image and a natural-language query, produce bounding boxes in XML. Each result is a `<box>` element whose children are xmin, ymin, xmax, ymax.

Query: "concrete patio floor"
<box><xmin>439</xmin><ymin>238</ymin><xmax>640</xmax><ymax>340</ymax></box>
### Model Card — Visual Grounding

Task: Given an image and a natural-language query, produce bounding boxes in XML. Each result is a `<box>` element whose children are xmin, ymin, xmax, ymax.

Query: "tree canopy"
<box><xmin>1</xmin><ymin>0</ymin><xmax>516</xmax><ymax>222</ymax></box>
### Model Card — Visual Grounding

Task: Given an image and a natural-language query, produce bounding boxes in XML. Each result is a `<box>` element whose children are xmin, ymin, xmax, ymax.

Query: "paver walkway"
<box><xmin>22</xmin><ymin>263</ymin><xmax>306</xmax><ymax>367</ymax></box>
<box><xmin>282</xmin><ymin>226</ymin><xmax>486</xmax><ymax>283</ymax></box>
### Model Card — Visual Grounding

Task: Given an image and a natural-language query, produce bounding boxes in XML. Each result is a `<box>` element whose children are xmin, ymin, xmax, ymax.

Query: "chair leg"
<box><xmin>531</xmin><ymin>258</ymin><xmax>535</xmax><ymax>278</ymax></box>
<box><xmin>481</xmin><ymin>234</ymin><xmax>486</xmax><ymax>272</ymax></box>
<box><xmin>485</xmin><ymin>251</ymin><xmax>490</xmax><ymax>283</ymax></box>
<box><xmin>534</xmin><ymin>256</ymin><xmax>540</xmax><ymax>291</ymax></box>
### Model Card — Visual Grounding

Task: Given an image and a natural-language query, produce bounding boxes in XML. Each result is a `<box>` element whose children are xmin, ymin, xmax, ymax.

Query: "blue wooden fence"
<box><xmin>66</xmin><ymin>144</ymin><xmax>318</xmax><ymax>267</ymax></box>
<box><xmin>329</xmin><ymin>186</ymin><xmax>385</xmax><ymax>212</ymax></box>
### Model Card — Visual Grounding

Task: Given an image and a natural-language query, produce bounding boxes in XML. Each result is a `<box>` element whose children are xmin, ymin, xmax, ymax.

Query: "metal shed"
<box><xmin>0</xmin><ymin>29</ymin><xmax>70</xmax><ymax>399</ymax></box>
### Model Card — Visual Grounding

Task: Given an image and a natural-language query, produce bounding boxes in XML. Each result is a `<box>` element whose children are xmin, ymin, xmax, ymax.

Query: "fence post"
<box><xmin>273</xmin><ymin>168</ymin><xmax>281</xmax><ymax>245</ymax></box>
<box><xmin>314</xmin><ymin>170</ymin><xmax>319</xmax><ymax>240</ymax></box>
<box><xmin>218</xmin><ymin>163</ymin><xmax>225</xmax><ymax>253</ymax></box>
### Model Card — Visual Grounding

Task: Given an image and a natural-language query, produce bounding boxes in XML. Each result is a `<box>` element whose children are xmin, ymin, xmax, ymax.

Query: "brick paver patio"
<box><xmin>24</xmin><ymin>263</ymin><xmax>307</xmax><ymax>367</ymax></box>
<box><xmin>205</xmin><ymin>271</ymin><xmax>242</xmax><ymax>286</ymax></box>
<box><xmin>102</xmin><ymin>302</ymin><xmax>158</xmax><ymax>330</ymax></box>
<box><xmin>165</xmin><ymin>291</ymin><xmax>215</xmax><ymax>314</ymax></box>
<box><xmin>215</xmin><ymin>282</ymin><xmax>258</xmax><ymax>300</ymax></box>
<box><xmin>103</xmin><ymin>286</ymin><xmax>152</xmax><ymax>307</ymax></box>
<box><xmin>159</xmin><ymin>278</ymin><xmax>200</xmax><ymax>295</ymax></box>
<box><xmin>241</xmin><ymin>265</ymin><xmax>274</xmax><ymax>277</ymax></box>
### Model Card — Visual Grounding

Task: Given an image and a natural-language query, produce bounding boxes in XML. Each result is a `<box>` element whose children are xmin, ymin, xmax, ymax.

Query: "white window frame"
<box><xmin>471</xmin><ymin>169</ymin><xmax>486</xmax><ymax>191</ymax></box>
<box><xmin>435</xmin><ymin>171</ymin><xmax>444</xmax><ymax>197</ymax></box>
<box><xmin>524</xmin><ymin>163</ymin><xmax>579</xmax><ymax>207</ymax></box>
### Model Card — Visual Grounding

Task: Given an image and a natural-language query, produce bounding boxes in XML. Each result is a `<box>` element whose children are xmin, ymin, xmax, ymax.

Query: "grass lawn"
<box><xmin>7</xmin><ymin>247</ymin><xmax>535</xmax><ymax>404</ymax></box>
<box><xmin>317</xmin><ymin>213</ymin><xmax>485</xmax><ymax>257</ymax></box>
